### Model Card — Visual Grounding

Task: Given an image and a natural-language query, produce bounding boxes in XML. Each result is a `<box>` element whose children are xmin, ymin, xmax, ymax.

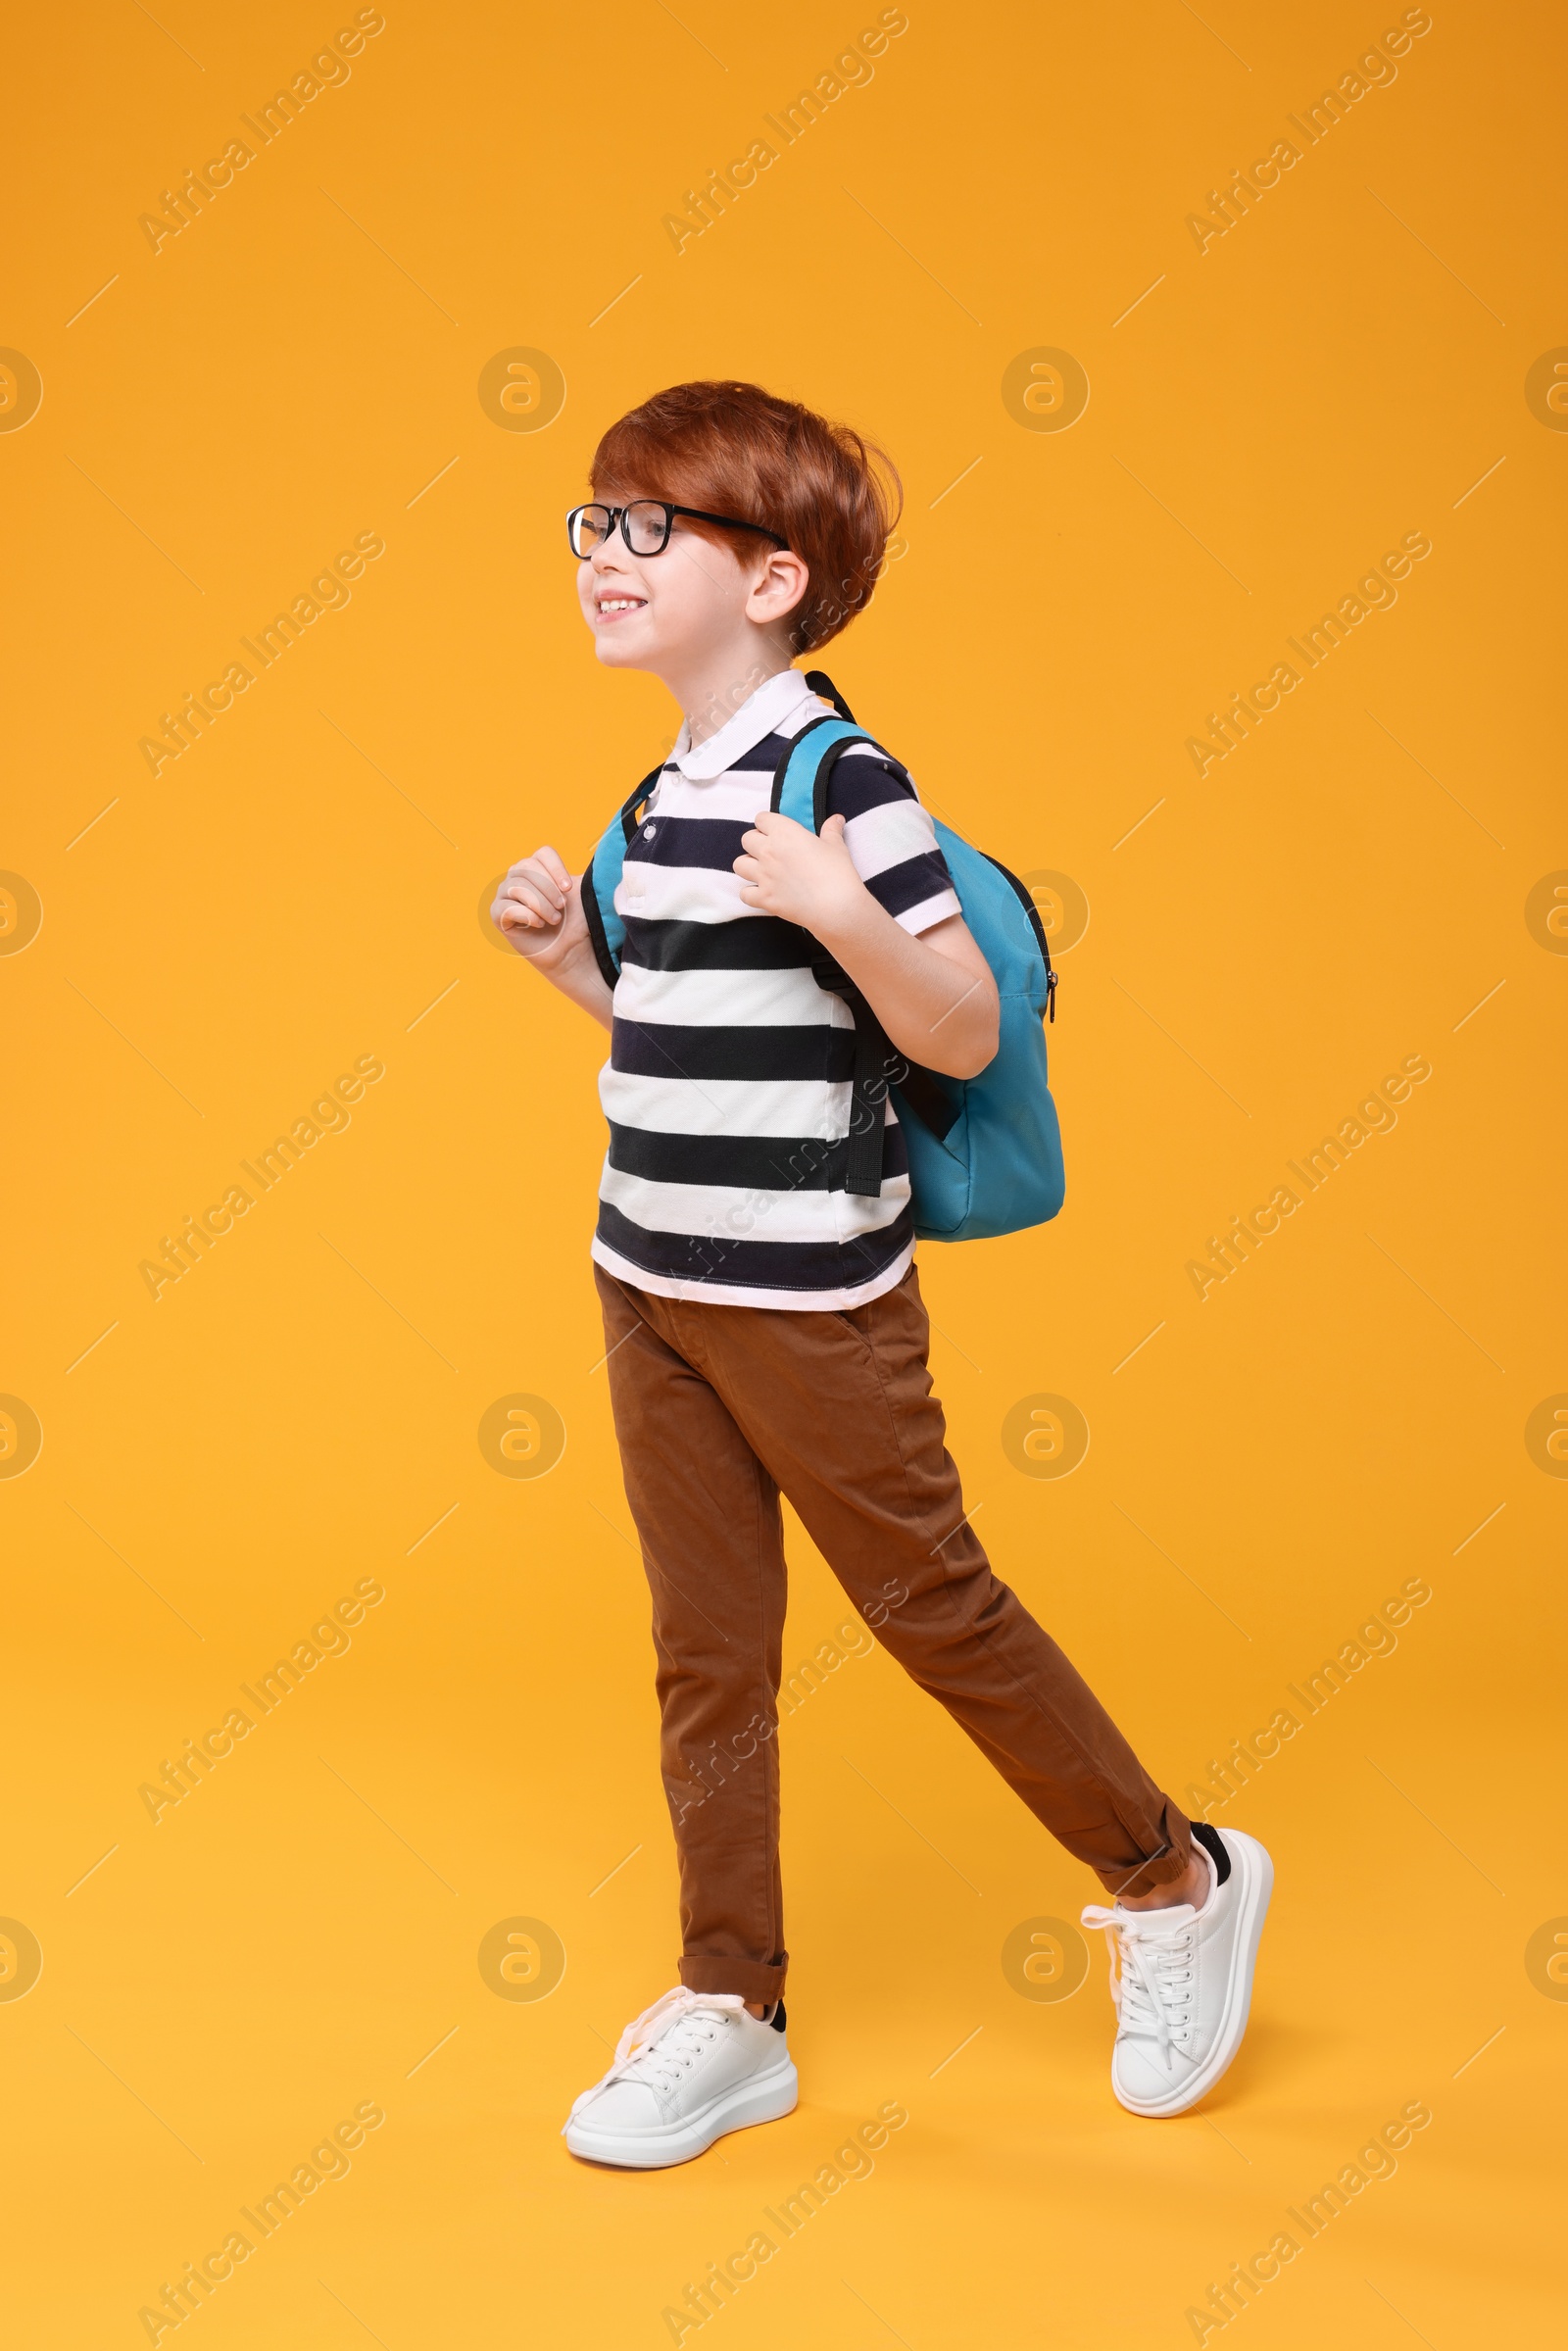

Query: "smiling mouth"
<box><xmin>596</xmin><ymin>595</ymin><xmax>647</xmax><ymax>621</ymax></box>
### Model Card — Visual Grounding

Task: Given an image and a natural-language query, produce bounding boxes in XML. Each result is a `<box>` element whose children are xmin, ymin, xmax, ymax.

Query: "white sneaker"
<box><xmin>562</xmin><ymin>1986</ymin><xmax>798</xmax><ymax>2168</ymax></box>
<box><xmin>1080</xmin><ymin>1823</ymin><xmax>1273</xmax><ymax>2118</ymax></box>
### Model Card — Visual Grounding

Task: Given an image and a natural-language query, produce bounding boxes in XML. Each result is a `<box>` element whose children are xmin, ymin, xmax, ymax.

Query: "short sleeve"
<box><xmin>827</xmin><ymin>743</ymin><xmax>962</xmax><ymax>936</ymax></box>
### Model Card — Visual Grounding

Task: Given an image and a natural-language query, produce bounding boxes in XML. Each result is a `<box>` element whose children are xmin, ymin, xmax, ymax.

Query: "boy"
<box><xmin>493</xmin><ymin>380</ymin><xmax>1271</xmax><ymax>2168</ymax></box>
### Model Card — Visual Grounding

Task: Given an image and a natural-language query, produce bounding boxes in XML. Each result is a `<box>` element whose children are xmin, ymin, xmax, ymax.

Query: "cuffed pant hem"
<box><xmin>1097</xmin><ymin>1831</ymin><xmax>1194</xmax><ymax>1901</ymax></box>
<box><xmin>680</xmin><ymin>1954</ymin><xmax>787</xmax><ymax>2002</ymax></box>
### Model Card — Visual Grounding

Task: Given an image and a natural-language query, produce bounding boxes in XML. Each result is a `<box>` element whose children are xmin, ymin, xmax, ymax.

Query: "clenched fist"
<box><xmin>491</xmin><ymin>847</ymin><xmax>589</xmax><ymax>965</ymax></box>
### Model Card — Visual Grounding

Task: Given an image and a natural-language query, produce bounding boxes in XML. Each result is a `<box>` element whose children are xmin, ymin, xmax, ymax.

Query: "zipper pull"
<box><xmin>1046</xmin><ymin>965</ymin><xmax>1058</xmax><ymax>1024</ymax></box>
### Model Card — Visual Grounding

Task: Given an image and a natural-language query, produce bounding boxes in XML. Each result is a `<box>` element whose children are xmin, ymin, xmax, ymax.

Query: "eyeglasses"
<box><xmin>566</xmin><ymin>500</ymin><xmax>788</xmax><ymax>560</ymax></box>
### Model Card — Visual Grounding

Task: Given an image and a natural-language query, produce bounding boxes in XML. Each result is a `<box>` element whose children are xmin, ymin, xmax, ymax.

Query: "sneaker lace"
<box><xmin>1080</xmin><ymin>1904</ymin><xmax>1198</xmax><ymax>2058</ymax></box>
<box><xmin>564</xmin><ymin>1987</ymin><xmax>750</xmax><ymax>2125</ymax></box>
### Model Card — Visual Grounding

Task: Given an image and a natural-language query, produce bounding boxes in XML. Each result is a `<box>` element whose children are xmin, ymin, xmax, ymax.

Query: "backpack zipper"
<box><xmin>980</xmin><ymin>852</ymin><xmax>1057</xmax><ymax>1023</ymax></box>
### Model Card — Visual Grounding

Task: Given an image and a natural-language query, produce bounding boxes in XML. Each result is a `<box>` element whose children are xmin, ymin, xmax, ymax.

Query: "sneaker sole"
<box><xmin>1114</xmin><ymin>1829</ymin><xmax>1274</xmax><ymax>2119</ymax></box>
<box><xmin>564</xmin><ymin>2053</ymin><xmax>799</xmax><ymax>2169</ymax></box>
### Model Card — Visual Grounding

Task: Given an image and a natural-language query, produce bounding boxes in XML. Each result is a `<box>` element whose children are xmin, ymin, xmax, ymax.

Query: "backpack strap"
<box><xmin>804</xmin><ymin>669</ymin><xmax>858</xmax><ymax>723</ymax></box>
<box><xmin>769</xmin><ymin>718</ymin><xmax>959</xmax><ymax>1195</ymax></box>
<box><xmin>582</xmin><ymin>763</ymin><xmax>663</xmax><ymax>990</ymax></box>
<box><xmin>768</xmin><ymin>712</ymin><xmax>863</xmax><ymax>815</ymax></box>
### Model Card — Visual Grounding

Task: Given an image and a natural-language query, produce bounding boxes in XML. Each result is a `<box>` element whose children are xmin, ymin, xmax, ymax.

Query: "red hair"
<box><xmin>590</xmin><ymin>380</ymin><xmax>902</xmax><ymax>654</ymax></box>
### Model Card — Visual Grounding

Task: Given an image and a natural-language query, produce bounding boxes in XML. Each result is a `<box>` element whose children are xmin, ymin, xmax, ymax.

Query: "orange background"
<box><xmin>3</xmin><ymin>0</ymin><xmax>1564</xmax><ymax>2342</ymax></box>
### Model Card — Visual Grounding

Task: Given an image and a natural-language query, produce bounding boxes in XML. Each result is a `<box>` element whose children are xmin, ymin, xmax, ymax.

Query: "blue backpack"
<box><xmin>581</xmin><ymin>672</ymin><xmax>1064</xmax><ymax>1242</ymax></box>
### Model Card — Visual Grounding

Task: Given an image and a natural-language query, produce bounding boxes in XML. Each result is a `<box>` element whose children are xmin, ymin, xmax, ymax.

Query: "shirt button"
<box><xmin>643</xmin><ymin>822</ymin><xmax>657</xmax><ymax>840</ymax></box>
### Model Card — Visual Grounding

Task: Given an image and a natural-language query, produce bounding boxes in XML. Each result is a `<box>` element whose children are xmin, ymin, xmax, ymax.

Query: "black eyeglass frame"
<box><xmin>566</xmin><ymin>500</ymin><xmax>789</xmax><ymax>560</ymax></box>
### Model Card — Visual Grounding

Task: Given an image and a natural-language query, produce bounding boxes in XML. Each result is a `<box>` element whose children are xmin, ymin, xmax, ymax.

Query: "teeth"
<box><xmin>600</xmin><ymin>598</ymin><xmax>644</xmax><ymax>612</ymax></box>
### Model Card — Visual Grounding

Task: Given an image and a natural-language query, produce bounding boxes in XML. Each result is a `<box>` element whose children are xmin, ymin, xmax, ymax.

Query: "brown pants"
<box><xmin>596</xmin><ymin>1260</ymin><xmax>1191</xmax><ymax>2004</ymax></box>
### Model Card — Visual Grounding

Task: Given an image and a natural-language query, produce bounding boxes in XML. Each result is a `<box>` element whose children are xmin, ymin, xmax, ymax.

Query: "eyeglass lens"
<box><xmin>570</xmin><ymin>502</ymin><xmax>673</xmax><ymax>558</ymax></box>
<box><xmin>620</xmin><ymin>502</ymin><xmax>671</xmax><ymax>554</ymax></box>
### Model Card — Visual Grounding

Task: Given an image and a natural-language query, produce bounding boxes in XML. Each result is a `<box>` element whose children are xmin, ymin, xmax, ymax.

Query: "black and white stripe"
<box><xmin>590</xmin><ymin>669</ymin><xmax>959</xmax><ymax>1308</ymax></box>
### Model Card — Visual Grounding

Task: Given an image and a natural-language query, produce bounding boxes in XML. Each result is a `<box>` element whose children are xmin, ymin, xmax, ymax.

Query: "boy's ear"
<box><xmin>746</xmin><ymin>546</ymin><xmax>809</xmax><ymax>625</ymax></box>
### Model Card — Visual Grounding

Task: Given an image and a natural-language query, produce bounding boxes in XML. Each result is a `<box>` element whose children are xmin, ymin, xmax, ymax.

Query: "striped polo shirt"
<box><xmin>591</xmin><ymin>666</ymin><xmax>961</xmax><ymax>1309</ymax></box>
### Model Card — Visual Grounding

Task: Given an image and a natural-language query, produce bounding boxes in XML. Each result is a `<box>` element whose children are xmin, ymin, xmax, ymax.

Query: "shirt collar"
<box><xmin>668</xmin><ymin>666</ymin><xmax>816</xmax><ymax>780</ymax></box>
